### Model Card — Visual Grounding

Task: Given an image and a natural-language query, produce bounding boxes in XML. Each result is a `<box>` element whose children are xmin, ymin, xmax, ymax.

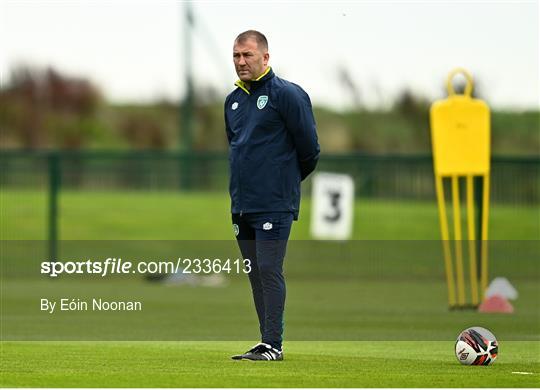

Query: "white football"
<box><xmin>455</xmin><ymin>326</ymin><xmax>498</xmax><ymax>365</ymax></box>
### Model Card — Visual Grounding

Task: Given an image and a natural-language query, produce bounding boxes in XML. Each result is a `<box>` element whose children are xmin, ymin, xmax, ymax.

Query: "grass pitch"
<box><xmin>1</xmin><ymin>190</ymin><xmax>539</xmax><ymax>240</ymax></box>
<box><xmin>2</xmin><ymin>341</ymin><xmax>539</xmax><ymax>387</ymax></box>
<box><xmin>1</xmin><ymin>190</ymin><xmax>539</xmax><ymax>387</ymax></box>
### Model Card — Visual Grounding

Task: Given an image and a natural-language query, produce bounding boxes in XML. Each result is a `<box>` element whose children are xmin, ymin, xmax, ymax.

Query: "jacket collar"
<box><xmin>234</xmin><ymin>67</ymin><xmax>274</xmax><ymax>95</ymax></box>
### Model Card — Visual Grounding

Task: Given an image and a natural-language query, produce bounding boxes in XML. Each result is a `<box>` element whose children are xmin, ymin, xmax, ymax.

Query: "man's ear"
<box><xmin>263</xmin><ymin>52</ymin><xmax>270</xmax><ymax>66</ymax></box>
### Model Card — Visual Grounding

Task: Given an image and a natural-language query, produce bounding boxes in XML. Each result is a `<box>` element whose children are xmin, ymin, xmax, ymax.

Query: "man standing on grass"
<box><xmin>224</xmin><ymin>30</ymin><xmax>320</xmax><ymax>361</ymax></box>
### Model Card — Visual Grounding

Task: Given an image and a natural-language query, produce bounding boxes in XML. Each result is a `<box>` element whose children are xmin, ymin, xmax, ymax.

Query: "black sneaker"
<box><xmin>231</xmin><ymin>342</ymin><xmax>283</xmax><ymax>361</ymax></box>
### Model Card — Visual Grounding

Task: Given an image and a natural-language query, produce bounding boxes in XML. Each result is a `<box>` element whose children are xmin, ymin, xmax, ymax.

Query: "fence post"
<box><xmin>48</xmin><ymin>152</ymin><xmax>60</xmax><ymax>261</ymax></box>
<box><xmin>180</xmin><ymin>151</ymin><xmax>193</xmax><ymax>190</ymax></box>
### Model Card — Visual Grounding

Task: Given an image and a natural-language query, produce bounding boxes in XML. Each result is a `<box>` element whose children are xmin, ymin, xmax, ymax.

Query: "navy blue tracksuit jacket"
<box><xmin>224</xmin><ymin>67</ymin><xmax>320</xmax><ymax>219</ymax></box>
<box><xmin>225</xmin><ymin>67</ymin><xmax>319</xmax><ymax>350</ymax></box>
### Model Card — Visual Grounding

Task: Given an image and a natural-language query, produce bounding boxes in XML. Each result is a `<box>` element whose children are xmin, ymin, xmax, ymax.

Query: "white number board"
<box><xmin>310</xmin><ymin>172</ymin><xmax>354</xmax><ymax>240</ymax></box>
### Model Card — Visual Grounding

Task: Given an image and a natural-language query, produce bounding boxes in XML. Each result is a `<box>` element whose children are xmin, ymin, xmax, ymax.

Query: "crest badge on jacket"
<box><xmin>257</xmin><ymin>95</ymin><xmax>268</xmax><ymax>110</ymax></box>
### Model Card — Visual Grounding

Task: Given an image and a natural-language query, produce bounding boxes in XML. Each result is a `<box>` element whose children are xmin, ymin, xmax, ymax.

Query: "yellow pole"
<box><xmin>480</xmin><ymin>174</ymin><xmax>490</xmax><ymax>299</ymax></box>
<box><xmin>452</xmin><ymin>175</ymin><xmax>466</xmax><ymax>307</ymax></box>
<box><xmin>466</xmin><ymin>175</ymin><xmax>479</xmax><ymax>306</ymax></box>
<box><xmin>435</xmin><ymin>175</ymin><xmax>456</xmax><ymax>308</ymax></box>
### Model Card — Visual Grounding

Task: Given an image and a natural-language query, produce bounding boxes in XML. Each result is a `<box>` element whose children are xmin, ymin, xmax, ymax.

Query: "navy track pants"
<box><xmin>232</xmin><ymin>212</ymin><xmax>294</xmax><ymax>350</ymax></box>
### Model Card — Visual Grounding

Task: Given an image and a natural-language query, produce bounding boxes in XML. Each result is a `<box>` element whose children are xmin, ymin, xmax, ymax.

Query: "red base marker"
<box><xmin>478</xmin><ymin>294</ymin><xmax>514</xmax><ymax>313</ymax></box>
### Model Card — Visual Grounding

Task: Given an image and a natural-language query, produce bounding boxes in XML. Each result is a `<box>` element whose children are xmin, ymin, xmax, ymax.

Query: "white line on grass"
<box><xmin>511</xmin><ymin>372</ymin><xmax>535</xmax><ymax>375</ymax></box>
